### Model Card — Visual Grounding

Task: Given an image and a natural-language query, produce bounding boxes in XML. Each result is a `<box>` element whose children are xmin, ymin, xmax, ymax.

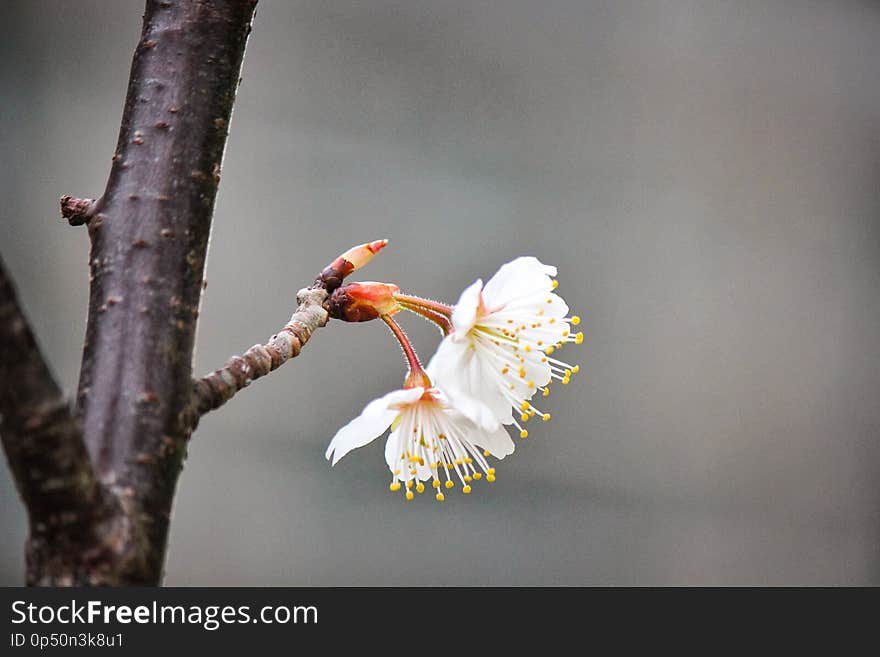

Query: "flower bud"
<box><xmin>327</xmin><ymin>282</ymin><xmax>401</xmax><ymax>322</ymax></box>
<box><xmin>317</xmin><ymin>239</ymin><xmax>389</xmax><ymax>292</ymax></box>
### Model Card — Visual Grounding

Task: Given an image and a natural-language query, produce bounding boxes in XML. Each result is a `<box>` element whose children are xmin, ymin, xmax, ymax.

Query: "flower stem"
<box><xmin>393</xmin><ymin>293</ymin><xmax>454</xmax><ymax>335</ymax></box>
<box><xmin>399</xmin><ymin>304</ymin><xmax>453</xmax><ymax>335</ymax></box>
<box><xmin>393</xmin><ymin>294</ymin><xmax>453</xmax><ymax>317</ymax></box>
<box><xmin>381</xmin><ymin>314</ymin><xmax>431</xmax><ymax>388</ymax></box>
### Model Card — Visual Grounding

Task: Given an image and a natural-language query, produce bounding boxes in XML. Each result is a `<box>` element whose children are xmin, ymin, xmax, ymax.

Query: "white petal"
<box><xmin>325</xmin><ymin>388</ymin><xmax>423</xmax><ymax>465</ymax></box>
<box><xmin>481</xmin><ymin>256</ymin><xmax>556</xmax><ymax>311</ymax></box>
<box><xmin>450</xmin><ymin>279</ymin><xmax>483</xmax><ymax>336</ymax></box>
<box><xmin>384</xmin><ymin>429</ymin><xmax>402</xmax><ymax>472</ymax></box>
<box><xmin>384</xmin><ymin>428</ymin><xmax>433</xmax><ymax>481</ymax></box>
<box><xmin>430</xmin><ymin>337</ymin><xmax>509</xmax><ymax>427</ymax></box>
<box><xmin>433</xmin><ymin>386</ymin><xmax>500</xmax><ymax>432</ymax></box>
<box><xmin>471</xmin><ymin>424</ymin><xmax>516</xmax><ymax>459</ymax></box>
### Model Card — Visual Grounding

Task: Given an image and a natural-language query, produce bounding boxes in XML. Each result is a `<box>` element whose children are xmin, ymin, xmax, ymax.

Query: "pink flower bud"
<box><xmin>327</xmin><ymin>282</ymin><xmax>401</xmax><ymax>322</ymax></box>
<box><xmin>340</xmin><ymin>240</ymin><xmax>388</xmax><ymax>270</ymax></box>
<box><xmin>317</xmin><ymin>239</ymin><xmax>389</xmax><ymax>292</ymax></box>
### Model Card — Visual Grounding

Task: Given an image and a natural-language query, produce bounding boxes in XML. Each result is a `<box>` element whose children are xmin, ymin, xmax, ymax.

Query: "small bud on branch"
<box><xmin>316</xmin><ymin>239</ymin><xmax>388</xmax><ymax>292</ymax></box>
<box><xmin>59</xmin><ymin>195</ymin><xmax>96</xmax><ymax>226</ymax></box>
<box><xmin>327</xmin><ymin>282</ymin><xmax>401</xmax><ymax>322</ymax></box>
<box><xmin>190</xmin><ymin>240</ymin><xmax>390</xmax><ymax>420</ymax></box>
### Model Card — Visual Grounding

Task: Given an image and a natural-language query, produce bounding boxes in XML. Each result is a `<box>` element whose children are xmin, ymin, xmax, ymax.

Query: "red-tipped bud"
<box><xmin>317</xmin><ymin>240</ymin><xmax>389</xmax><ymax>292</ymax></box>
<box><xmin>327</xmin><ymin>282</ymin><xmax>401</xmax><ymax>322</ymax></box>
<box><xmin>341</xmin><ymin>239</ymin><xmax>388</xmax><ymax>269</ymax></box>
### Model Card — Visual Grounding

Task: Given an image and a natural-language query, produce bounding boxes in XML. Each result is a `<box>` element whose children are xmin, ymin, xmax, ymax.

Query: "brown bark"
<box><xmin>71</xmin><ymin>0</ymin><xmax>257</xmax><ymax>585</ymax></box>
<box><xmin>1</xmin><ymin>0</ymin><xmax>385</xmax><ymax>587</ymax></box>
<box><xmin>0</xmin><ymin>256</ymin><xmax>127</xmax><ymax>586</ymax></box>
<box><xmin>0</xmin><ymin>0</ymin><xmax>258</xmax><ymax>585</ymax></box>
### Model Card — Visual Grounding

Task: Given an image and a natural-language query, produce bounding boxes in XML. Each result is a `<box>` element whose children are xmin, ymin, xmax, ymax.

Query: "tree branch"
<box><xmin>5</xmin><ymin>0</ymin><xmax>385</xmax><ymax>586</ymax></box>
<box><xmin>188</xmin><ymin>287</ymin><xmax>328</xmax><ymax>420</ymax></box>
<box><xmin>49</xmin><ymin>0</ymin><xmax>258</xmax><ymax>585</ymax></box>
<box><xmin>187</xmin><ymin>239</ymin><xmax>390</xmax><ymax>423</ymax></box>
<box><xmin>0</xmin><ymin>255</ymin><xmax>127</xmax><ymax>585</ymax></box>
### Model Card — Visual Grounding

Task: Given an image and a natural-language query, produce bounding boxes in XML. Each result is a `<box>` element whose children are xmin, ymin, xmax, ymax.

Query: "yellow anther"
<box><xmin>520</xmin><ymin>430</ymin><xmax>528</xmax><ymax>439</ymax></box>
<box><xmin>565</xmin><ymin>369</ymin><xmax>572</xmax><ymax>377</ymax></box>
<box><xmin>416</xmin><ymin>482</ymin><xmax>425</xmax><ymax>494</ymax></box>
<box><xmin>473</xmin><ymin>472</ymin><xmax>482</xmax><ymax>480</ymax></box>
<box><xmin>454</xmin><ymin>458</ymin><xmax>462</xmax><ymax>465</ymax></box>
<box><xmin>551</xmin><ymin>279</ymin><xmax>559</xmax><ymax>289</ymax></box>
<box><xmin>572</xmin><ymin>365</ymin><xmax>580</xmax><ymax>374</ymax></box>
<box><xmin>465</xmin><ymin>457</ymin><xmax>473</xmax><ymax>464</ymax></box>
<box><xmin>571</xmin><ymin>315</ymin><xmax>581</xmax><ymax>325</ymax></box>
<box><xmin>575</xmin><ymin>332</ymin><xmax>584</xmax><ymax>345</ymax></box>
<box><xmin>527</xmin><ymin>380</ymin><xmax>535</xmax><ymax>389</ymax></box>
<box><xmin>487</xmin><ymin>474</ymin><xmax>496</xmax><ymax>483</ymax></box>
<box><xmin>410</xmin><ymin>468</ymin><xmax>417</xmax><ymax>475</ymax></box>
<box><xmin>483</xmin><ymin>450</ymin><xmax>491</xmax><ymax>457</ymax></box>
<box><xmin>435</xmin><ymin>492</ymin><xmax>445</xmax><ymax>502</ymax></box>
<box><xmin>487</xmin><ymin>468</ymin><xmax>496</xmax><ymax>475</ymax></box>
<box><xmin>545</xmin><ymin>346</ymin><xmax>555</xmax><ymax>355</ymax></box>
<box><xmin>405</xmin><ymin>480</ymin><xmax>413</xmax><ymax>489</ymax></box>
<box><xmin>390</xmin><ymin>482</ymin><xmax>401</xmax><ymax>492</ymax></box>
<box><xmin>519</xmin><ymin>367</ymin><xmax>526</xmax><ymax>378</ymax></box>
<box><xmin>562</xmin><ymin>329</ymin><xmax>569</xmax><ymax>337</ymax></box>
<box><xmin>542</xmin><ymin>388</ymin><xmax>550</xmax><ymax>397</ymax></box>
<box><xmin>462</xmin><ymin>485</ymin><xmax>472</xmax><ymax>494</ymax></box>
<box><xmin>445</xmin><ymin>480</ymin><xmax>454</xmax><ymax>489</ymax></box>
<box><xmin>524</xmin><ymin>345</ymin><xmax>531</xmax><ymax>352</ymax></box>
<box><xmin>546</xmin><ymin>298</ymin><xmax>552</xmax><ymax>304</ymax></box>
<box><xmin>562</xmin><ymin>377</ymin><xmax>570</xmax><ymax>385</ymax></box>
<box><xmin>446</xmin><ymin>463</ymin><xmax>454</xmax><ymax>470</ymax></box>
<box><xmin>405</xmin><ymin>491</ymin><xmax>414</xmax><ymax>501</ymax></box>
<box><xmin>521</xmin><ymin>401</ymin><xmax>530</xmax><ymax>411</ymax></box>
<box><xmin>432</xmin><ymin>480</ymin><xmax>441</xmax><ymax>489</ymax></box>
<box><xmin>521</xmin><ymin>413</ymin><xmax>529</xmax><ymax>422</ymax></box>
<box><xmin>393</xmin><ymin>469</ymin><xmax>400</xmax><ymax>475</ymax></box>
<box><xmin>507</xmin><ymin>319</ymin><xmax>514</xmax><ymax>323</ymax></box>
<box><xmin>549</xmin><ymin>318</ymin><xmax>556</xmax><ymax>324</ymax></box>
<box><xmin>501</xmin><ymin>367</ymin><xmax>509</xmax><ymax>374</ymax></box>
<box><xmin>542</xmin><ymin>413</ymin><xmax>551</xmax><ymax>421</ymax></box>
<box><xmin>541</xmin><ymin>357</ymin><xmax>547</xmax><ymax>363</ymax></box>
<box><xmin>464</xmin><ymin>475</ymin><xmax>472</xmax><ymax>482</ymax></box>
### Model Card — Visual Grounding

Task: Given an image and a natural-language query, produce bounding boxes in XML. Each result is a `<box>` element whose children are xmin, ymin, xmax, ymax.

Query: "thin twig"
<box><xmin>188</xmin><ymin>287</ymin><xmax>329</xmax><ymax>419</ymax></box>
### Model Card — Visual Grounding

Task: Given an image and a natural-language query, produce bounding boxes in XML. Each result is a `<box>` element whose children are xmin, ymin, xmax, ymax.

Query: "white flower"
<box><xmin>325</xmin><ymin>386</ymin><xmax>514</xmax><ymax>500</ymax></box>
<box><xmin>428</xmin><ymin>256</ymin><xmax>582</xmax><ymax>437</ymax></box>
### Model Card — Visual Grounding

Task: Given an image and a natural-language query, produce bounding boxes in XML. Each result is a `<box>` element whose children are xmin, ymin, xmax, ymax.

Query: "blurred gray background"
<box><xmin>1</xmin><ymin>0</ymin><xmax>879</xmax><ymax>585</ymax></box>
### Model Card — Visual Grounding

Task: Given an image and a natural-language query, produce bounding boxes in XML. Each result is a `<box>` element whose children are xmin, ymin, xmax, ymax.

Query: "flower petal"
<box><xmin>471</xmin><ymin>423</ymin><xmax>516</xmax><ymax>459</ymax></box>
<box><xmin>450</xmin><ymin>278</ymin><xmax>483</xmax><ymax>336</ymax></box>
<box><xmin>384</xmin><ymin>429</ymin><xmax>433</xmax><ymax>482</ymax></box>
<box><xmin>428</xmin><ymin>337</ymin><xmax>508</xmax><ymax>427</ymax></box>
<box><xmin>325</xmin><ymin>387</ymin><xmax>423</xmax><ymax>465</ymax></box>
<box><xmin>481</xmin><ymin>256</ymin><xmax>556</xmax><ymax>311</ymax></box>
